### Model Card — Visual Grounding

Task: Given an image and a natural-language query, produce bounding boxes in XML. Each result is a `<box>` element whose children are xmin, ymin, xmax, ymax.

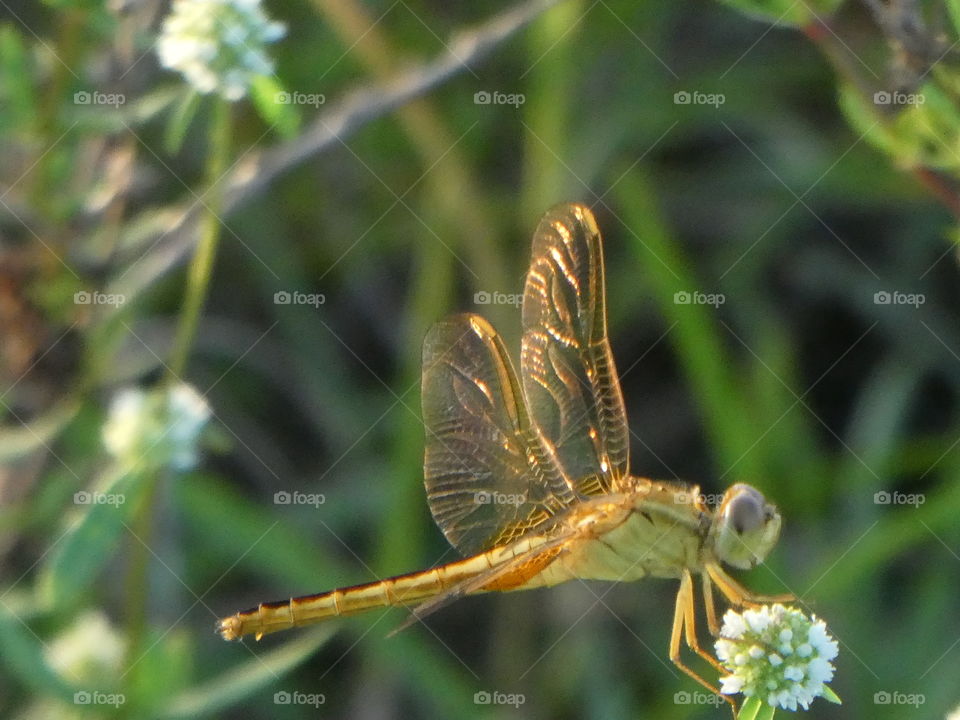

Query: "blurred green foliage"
<box><xmin>2</xmin><ymin>0</ymin><xmax>960</xmax><ymax>718</ymax></box>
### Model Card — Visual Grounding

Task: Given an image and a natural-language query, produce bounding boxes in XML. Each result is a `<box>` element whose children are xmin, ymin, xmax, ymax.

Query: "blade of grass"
<box><xmin>615</xmin><ymin>171</ymin><xmax>765</xmax><ymax>481</ymax></box>
<box><xmin>157</xmin><ymin>627</ymin><xmax>335</xmax><ymax>718</ymax></box>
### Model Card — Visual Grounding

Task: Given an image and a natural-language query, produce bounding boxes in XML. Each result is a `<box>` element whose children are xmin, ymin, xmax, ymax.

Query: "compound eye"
<box><xmin>727</xmin><ymin>493</ymin><xmax>765</xmax><ymax>535</ymax></box>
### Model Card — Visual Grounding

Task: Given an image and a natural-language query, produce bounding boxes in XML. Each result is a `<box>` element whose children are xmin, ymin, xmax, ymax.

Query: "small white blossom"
<box><xmin>715</xmin><ymin>604</ymin><xmax>839</xmax><ymax>711</ymax></box>
<box><xmin>157</xmin><ymin>0</ymin><xmax>285</xmax><ymax>100</ymax></box>
<box><xmin>102</xmin><ymin>388</ymin><xmax>150</xmax><ymax>460</ymax></box>
<box><xmin>45</xmin><ymin>611</ymin><xmax>125</xmax><ymax>682</ymax></box>
<box><xmin>102</xmin><ymin>383</ymin><xmax>211</xmax><ymax>471</ymax></box>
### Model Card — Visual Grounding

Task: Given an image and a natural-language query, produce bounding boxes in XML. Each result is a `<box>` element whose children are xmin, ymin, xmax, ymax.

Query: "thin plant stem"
<box><xmin>167</xmin><ymin>98</ymin><xmax>233</xmax><ymax>379</ymax></box>
<box><xmin>122</xmin><ymin>97</ymin><xmax>232</xmax><ymax>698</ymax></box>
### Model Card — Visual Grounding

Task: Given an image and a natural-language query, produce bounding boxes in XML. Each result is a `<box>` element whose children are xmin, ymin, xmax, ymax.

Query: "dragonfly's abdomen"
<box><xmin>218</xmin><ymin>553</ymin><xmax>490</xmax><ymax>640</ymax></box>
<box><xmin>218</xmin><ymin>537</ymin><xmax>555</xmax><ymax>640</ymax></box>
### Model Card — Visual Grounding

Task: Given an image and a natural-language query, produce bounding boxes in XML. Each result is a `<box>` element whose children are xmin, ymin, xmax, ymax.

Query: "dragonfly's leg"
<box><xmin>679</xmin><ymin>569</ymin><xmax>726</xmax><ymax>674</ymax></box>
<box><xmin>702</xmin><ymin>571</ymin><xmax>720</xmax><ymax>637</ymax></box>
<box><xmin>669</xmin><ymin>569</ymin><xmax>734</xmax><ymax>713</ymax></box>
<box><xmin>706</xmin><ymin>564</ymin><xmax>793</xmax><ymax>607</ymax></box>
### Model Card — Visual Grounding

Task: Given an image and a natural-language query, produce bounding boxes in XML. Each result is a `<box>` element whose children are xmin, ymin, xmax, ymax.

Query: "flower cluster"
<box><xmin>157</xmin><ymin>0</ymin><xmax>285</xmax><ymax>101</ymax></box>
<box><xmin>46</xmin><ymin>610</ymin><xmax>124</xmax><ymax>681</ymax></box>
<box><xmin>715</xmin><ymin>604</ymin><xmax>838</xmax><ymax>711</ymax></box>
<box><xmin>102</xmin><ymin>383</ymin><xmax>211</xmax><ymax>471</ymax></box>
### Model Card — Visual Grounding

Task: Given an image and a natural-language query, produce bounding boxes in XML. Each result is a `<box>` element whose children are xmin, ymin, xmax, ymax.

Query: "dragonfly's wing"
<box><xmin>521</xmin><ymin>203</ymin><xmax>630</xmax><ymax>495</ymax></box>
<box><xmin>422</xmin><ymin>314</ymin><xmax>578</xmax><ymax>555</ymax></box>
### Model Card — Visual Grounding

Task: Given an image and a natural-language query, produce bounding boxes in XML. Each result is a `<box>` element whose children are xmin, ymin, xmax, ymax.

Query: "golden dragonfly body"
<box><xmin>218</xmin><ymin>203</ymin><xmax>788</xmax><ymax>700</ymax></box>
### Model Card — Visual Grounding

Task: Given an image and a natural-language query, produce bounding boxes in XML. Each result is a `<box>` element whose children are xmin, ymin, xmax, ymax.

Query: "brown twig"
<box><xmin>108</xmin><ymin>0</ymin><xmax>561</xmax><ymax>302</ymax></box>
<box><xmin>802</xmin><ymin>13</ymin><xmax>960</xmax><ymax>220</ymax></box>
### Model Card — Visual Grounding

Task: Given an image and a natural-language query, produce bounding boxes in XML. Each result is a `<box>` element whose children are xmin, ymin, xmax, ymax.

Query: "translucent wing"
<box><xmin>422</xmin><ymin>314</ymin><xmax>577</xmax><ymax>555</ymax></box>
<box><xmin>521</xmin><ymin>203</ymin><xmax>630</xmax><ymax>495</ymax></box>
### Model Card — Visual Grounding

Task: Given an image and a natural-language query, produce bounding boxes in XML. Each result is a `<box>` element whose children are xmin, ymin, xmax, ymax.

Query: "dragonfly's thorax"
<box><xmin>530</xmin><ymin>479</ymin><xmax>710</xmax><ymax>585</ymax></box>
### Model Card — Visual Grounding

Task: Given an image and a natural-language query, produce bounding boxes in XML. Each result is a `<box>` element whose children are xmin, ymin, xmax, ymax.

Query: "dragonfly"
<box><xmin>218</xmin><ymin>202</ymin><xmax>789</xmax><ymax>703</ymax></box>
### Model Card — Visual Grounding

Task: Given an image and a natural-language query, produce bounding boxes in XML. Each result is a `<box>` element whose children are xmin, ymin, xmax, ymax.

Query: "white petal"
<box><xmin>720</xmin><ymin>675</ymin><xmax>744</xmax><ymax>695</ymax></box>
<box><xmin>745</xmin><ymin>607</ymin><xmax>771</xmax><ymax>633</ymax></box>
<box><xmin>715</xmin><ymin>639</ymin><xmax>735</xmax><ymax>661</ymax></box>
<box><xmin>721</xmin><ymin>610</ymin><xmax>747</xmax><ymax>639</ymax></box>
<box><xmin>806</xmin><ymin>657</ymin><xmax>835</xmax><ymax>684</ymax></box>
<box><xmin>783</xmin><ymin>665</ymin><xmax>804</xmax><ymax>682</ymax></box>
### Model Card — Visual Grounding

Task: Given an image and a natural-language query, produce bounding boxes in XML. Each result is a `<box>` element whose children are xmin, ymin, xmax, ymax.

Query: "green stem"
<box><xmin>122</xmin><ymin>98</ymin><xmax>232</xmax><ymax>706</ymax></box>
<box><xmin>167</xmin><ymin>98</ymin><xmax>233</xmax><ymax>379</ymax></box>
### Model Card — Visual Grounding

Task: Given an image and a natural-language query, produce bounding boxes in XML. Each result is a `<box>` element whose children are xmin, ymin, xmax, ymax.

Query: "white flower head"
<box><xmin>715</xmin><ymin>604</ymin><xmax>839</xmax><ymax>711</ymax></box>
<box><xmin>45</xmin><ymin>610</ymin><xmax>125</xmax><ymax>683</ymax></box>
<box><xmin>157</xmin><ymin>0</ymin><xmax>286</xmax><ymax>100</ymax></box>
<box><xmin>102</xmin><ymin>383</ymin><xmax>211</xmax><ymax>471</ymax></box>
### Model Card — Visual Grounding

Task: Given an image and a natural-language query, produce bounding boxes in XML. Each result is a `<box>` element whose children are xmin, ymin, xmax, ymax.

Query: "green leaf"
<box><xmin>165</xmin><ymin>90</ymin><xmax>202</xmax><ymax>154</ymax></box>
<box><xmin>714</xmin><ymin>0</ymin><xmax>812</xmax><ymax>27</ymax></box>
<box><xmin>39</xmin><ymin>468</ymin><xmax>150</xmax><ymax>608</ymax></box>
<box><xmin>174</xmin><ymin>474</ymin><xmax>341</xmax><ymax>589</ymax></box>
<box><xmin>822</xmin><ymin>686</ymin><xmax>842</xmax><ymax>704</ymax></box>
<box><xmin>0</xmin><ymin>603</ymin><xmax>75</xmax><ymax>703</ymax></box>
<box><xmin>250</xmin><ymin>75</ymin><xmax>300</xmax><ymax>139</ymax></box>
<box><xmin>615</xmin><ymin>171</ymin><xmax>765</xmax><ymax>481</ymax></box>
<box><xmin>737</xmin><ymin>696</ymin><xmax>763</xmax><ymax>720</ymax></box>
<box><xmin>947</xmin><ymin>0</ymin><xmax>960</xmax><ymax>35</ymax></box>
<box><xmin>0</xmin><ymin>400</ymin><xmax>80</xmax><ymax>464</ymax></box>
<box><xmin>754</xmin><ymin>701</ymin><xmax>777</xmax><ymax>720</ymax></box>
<box><xmin>0</xmin><ymin>24</ymin><xmax>35</xmax><ymax>135</ymax></box>
<box><xmin>128</xmin><ymin>629</ymin><xmax>193</xmax><ymax>715</ymax></box>
<box><xmin>157</xmin><ymin>626</ymin><xmax>335</xmax><ymax>718</ymax></box>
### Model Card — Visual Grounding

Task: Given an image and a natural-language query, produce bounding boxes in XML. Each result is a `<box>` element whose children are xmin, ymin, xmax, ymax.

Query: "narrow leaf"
<box><xmin>822</xmin><ymin>686</ymin><xmax>842</xmax><ymax>704</ymax></box>
<box><xmin>158</xmin><ymin>626</ymin><xmax>335</xmax><ymax>718</ymax></box>
<box><xmin>165</xmin><ymin>90</ymin><xmax>201</xmax><ymax>154</ymax></box>
<box><xmin>250</xmin><ymin>75</ymin><xmax>300</xmax><ymax>139</ymax></box>
<box><xmin>737</xmin><ymin>696</ymin><xmax>763</xmax><ymax>720</ymax></box>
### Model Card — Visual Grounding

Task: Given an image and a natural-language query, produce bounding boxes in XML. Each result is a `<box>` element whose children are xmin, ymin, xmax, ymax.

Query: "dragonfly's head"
<box><xmin>711</xmin><ymin>484</ymin><xmax>782</xmax><ymax>570</ymax></box>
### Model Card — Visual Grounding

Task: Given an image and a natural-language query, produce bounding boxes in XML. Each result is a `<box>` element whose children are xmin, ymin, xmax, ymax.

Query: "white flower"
<box><xmin>166</xmin><ymin>383</ymin><xmax>213</xmax><ymax>470</ymax></box>
<box><xmin>102</xmin><ymin>388</ymin><xmax>150</xmax><ymax>460</ymax></box>
<box><xmin>157</xmin><ymin>0</ymin><xmax>285</xmax><ymax>100</ymax></box>
<box><xmin>102</xmin><ymin>383</ymin><xmax>211</xmax><ymax>471</ymax></box>
<box><xmin>715</xmin><ymin>604</ymin><xmax>840</xmax><ymax>711</ymax></box>
<box><xmin>45</xmin><ymin>611</ymin><xmax>125</xmax><ymax>682</ymax></box>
